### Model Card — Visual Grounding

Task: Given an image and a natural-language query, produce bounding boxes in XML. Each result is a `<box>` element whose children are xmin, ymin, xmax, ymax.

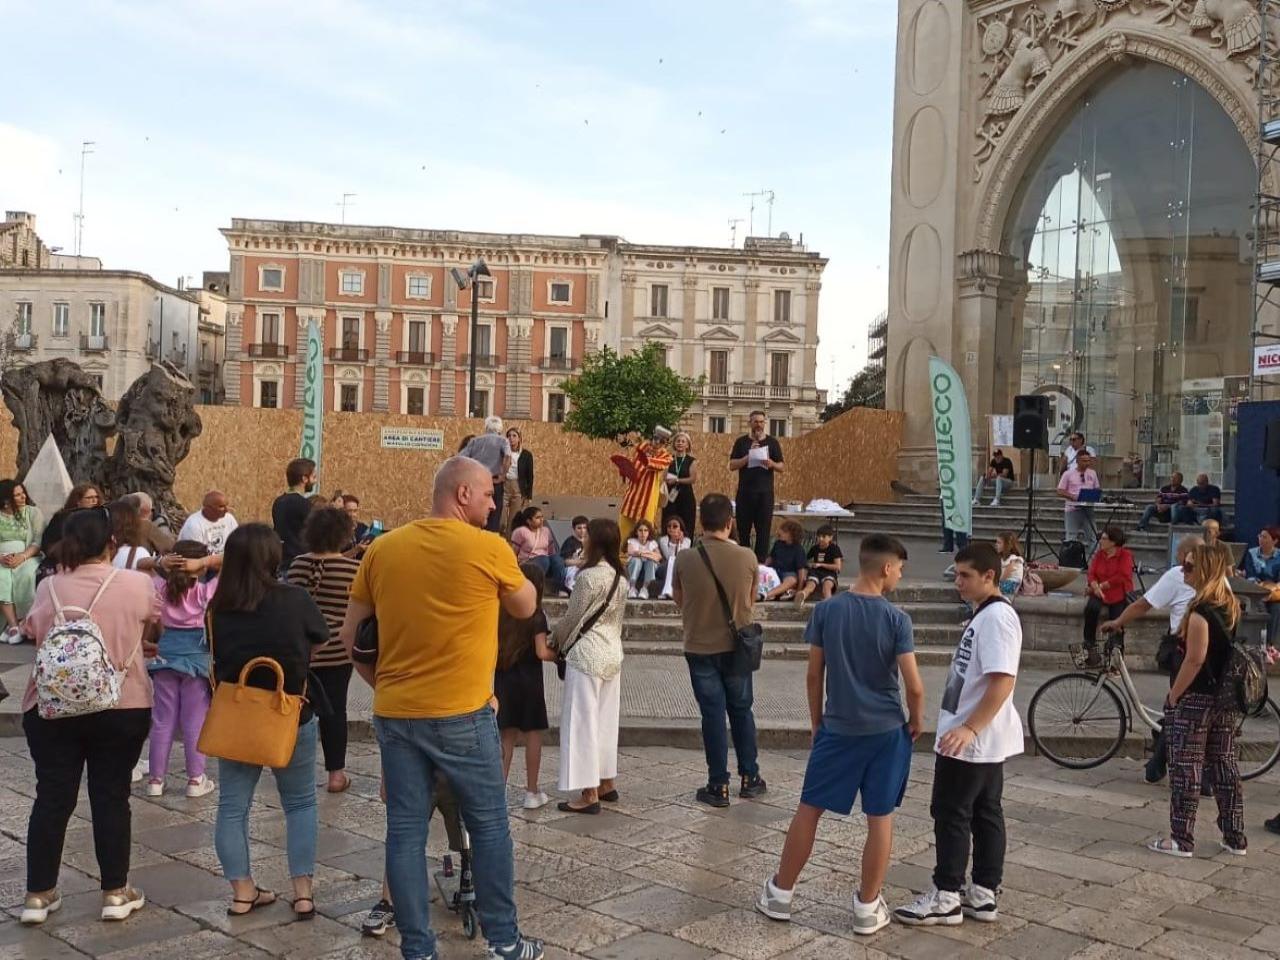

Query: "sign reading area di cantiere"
<box><xmin>380</xmin><ymin>427</ymin><xmax>446</xmax><ymax>451</ymax></box>
<box><xmin>1254</xmin><ymin>343</ymin><xmax>1280</xmax><ymax>376</ymax></box>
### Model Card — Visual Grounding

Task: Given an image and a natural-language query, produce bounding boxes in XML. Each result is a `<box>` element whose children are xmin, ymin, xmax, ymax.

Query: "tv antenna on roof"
<box><xmin>74</xmin><ymin>141</ymin><xmax>95</xmax><ymax>256</ymax></box>
<box><xmin>727</xmin><ymin>217</ymin><xmax>743</xmax><ymax>248</ymax></box>
<box><xmin>742</xmin><ymin>189</ymin><xmax>775</xmax><ymax>237</ymax></box>
<box><xmin>337</xmin><ymin>193</ymin><xmax>357</xmax><ymax>224</ymax></box>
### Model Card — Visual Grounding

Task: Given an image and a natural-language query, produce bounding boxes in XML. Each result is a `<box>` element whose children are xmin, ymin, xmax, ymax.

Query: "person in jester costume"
<box><xmin>611</xmin><ymin>426</ymin><xmax>674</xmax><ymax>547</ymax></box>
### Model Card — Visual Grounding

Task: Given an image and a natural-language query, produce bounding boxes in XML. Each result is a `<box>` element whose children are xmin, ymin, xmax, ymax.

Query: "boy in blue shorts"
<box><xmin>756</xmin><ymin>534</ymin><xmax>925</xmax><ymax>936</ymax></box>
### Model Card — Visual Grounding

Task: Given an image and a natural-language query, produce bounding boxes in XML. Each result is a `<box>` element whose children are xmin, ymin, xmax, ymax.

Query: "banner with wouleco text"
<box><xmin>929</xmin><ymin>356</ymin><xmax>972</xmax><ymax>536</ymax></box>
<box><xmin>299</xmin><ymin>319</ymin><xmax>324</xmax><ymax>479</ymax></box>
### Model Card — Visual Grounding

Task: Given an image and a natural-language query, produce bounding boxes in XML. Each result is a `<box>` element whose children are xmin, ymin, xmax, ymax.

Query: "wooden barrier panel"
<box><xmin>0</xmin><ymin>404</ymin><xmax>902</xmax><ymax>528</ymax></box>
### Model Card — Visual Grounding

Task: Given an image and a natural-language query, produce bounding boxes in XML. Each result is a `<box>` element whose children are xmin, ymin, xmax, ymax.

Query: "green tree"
<box><xmin>820</xmin><ymin>363</ymin><xmax>885</xmax><ymax>422</ymax></box>
<box><xmin>562</xmin><ymin>343</ymin><xmax>699</xmax><ymax>442</ymax></box>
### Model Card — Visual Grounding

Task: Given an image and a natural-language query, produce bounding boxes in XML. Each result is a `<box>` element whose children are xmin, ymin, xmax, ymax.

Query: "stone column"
<box><xmin>505</xmin><ymin>317</ymin><xmax>532</xmax><ymax>419</ymax></box>
<box><xmin>373</xmin><ymin>309</ymin><xmax>392</xmax><ymax>412</ymax></box>
<box><xmin>224</xmin><ymin>309</ymin><xmax>243</xmax><ymax>405</ymax></box>
<box><xmin>439</xmin><ymin>315</ymin><xmax>458</xmax><ymax>415</ymax></box>
<box><xmin>955</xmin><ymin>250</ymin><xmax>1025</xmax><ymax>436</ymax></box>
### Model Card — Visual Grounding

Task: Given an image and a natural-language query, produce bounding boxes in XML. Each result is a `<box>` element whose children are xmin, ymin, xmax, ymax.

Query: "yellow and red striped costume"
<box><xmin>611</xmin><ymin>440</ymin><xmax>673</xmax><ymax>545</ymax></box>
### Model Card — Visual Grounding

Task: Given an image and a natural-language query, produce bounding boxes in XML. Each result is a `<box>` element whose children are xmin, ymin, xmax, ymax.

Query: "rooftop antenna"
<box><xmin>74</xmin><ymin>140</ymin><xmax>95</xmax><ymax>256</ymax></box>
<box><xmin>743</xmin><ymin>189</ymin><xmax>775</xmax><ymax>238</ymax></box>
<box><xmin>727</xmin><ymin>217</ymin><xmax>743</xmax><ymax>248</ymax></box>
<box><xmin>337</xmin><ymin>193</ymin><xmax>357</xmax><ymax>225</ymax></box>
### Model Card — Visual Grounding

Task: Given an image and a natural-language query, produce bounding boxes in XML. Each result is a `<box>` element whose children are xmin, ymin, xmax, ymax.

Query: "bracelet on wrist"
<box><xmin>962</xmin><ymin>722</ymin><xmax>979</xmax><ymax>737</ymax></box>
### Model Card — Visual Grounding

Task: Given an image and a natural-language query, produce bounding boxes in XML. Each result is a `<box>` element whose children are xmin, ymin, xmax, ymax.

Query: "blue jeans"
<box><xmin>627</xmin><ymin>557</ymin><xmax>657</xmax><ymax>591</ymax></box>
<box><xmin>1175</xmin><ymin>505</ymin><xmax>1224</xmax><ymax>524</ymax></box>
<box><xmin>530</xmin><ymin>553</ymin><xmax>567</xmax><ymax>593</ymax></box>
<box><xmin>685</xmin><ymin>652</ymin><xmax>759</xmax><ymax>786</ymax></box>
<box><xmin>941</xmin><ymin>526</ymin><xmax>969</xmax><ymax>553</ymax></box>
<box><xmin>376</xmin><ymin>707</ymin><xmax>519</xmax><ymax>959</ymax></box>
<box><xmin>215</xmin><ymin>717</ymin><xmax>318</xmax><ymax>882</ymax></box>
<box><xmin>973</xmin><ymin>476</ymin><xmax>1011</xmax><ymax>503</ymax></box>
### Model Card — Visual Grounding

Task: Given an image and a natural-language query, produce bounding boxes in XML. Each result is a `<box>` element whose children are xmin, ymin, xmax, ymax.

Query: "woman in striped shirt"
<box><xmin>286</xmin><ymin>506</ymin><xmax>361</xmax><ymax>793</ymax></box>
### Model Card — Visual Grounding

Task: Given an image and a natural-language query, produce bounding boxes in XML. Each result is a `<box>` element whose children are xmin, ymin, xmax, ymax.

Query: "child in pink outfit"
<box><xmin>146</xmin><ymin>542</ymin><xmax>219</xmax><ymax>799</ymax></box>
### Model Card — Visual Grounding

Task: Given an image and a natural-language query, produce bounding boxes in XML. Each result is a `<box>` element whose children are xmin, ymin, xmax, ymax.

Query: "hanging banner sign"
<box><xmin>1254</xmin><ymin>343</ymin><xmax>1280</xmax><ymax>376</ymax></box>
<box><xmin>299</xmin><ymin>320</ymin><xmax>324</xmax><ymax>478</ymax></box>
<box><xmin>930</xmin><ymin>356</ymin><xmax>973</xmax><ymax>536</ymax></box>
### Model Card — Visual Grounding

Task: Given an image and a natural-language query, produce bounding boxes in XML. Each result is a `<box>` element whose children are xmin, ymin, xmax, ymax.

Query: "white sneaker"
<box><xmin>522</xmin><ymin>791</ymin><xmax>550</xmax><ymax>810</ymax></box>
<box><xmin>961</xmin><ymin>883</ymin><xmax>999</xmax><ymax>922</ymax></box>
<box><xmin>852</xmin><ymin>893</ymin><xmax>890</xmax><ymax>935</ymax></box>
<box><xmin>1219</xmin><ymin>839</ymin><xmax>1247</xmax><ymax>857</ymax></box>
<box><xmin>1</xmin><ymin>625</ymin><xmax>22</xmax><ymax>644</ymax></box>
<box><xmin>20</xmin><ymin>892</ymin><xmax>61</xmax><ymax>924</ymax></box>
<box><xmin>145</xmin><ymin>779</ymin><xmax>163</xmax><ymax>797</ymax></box>
<box><xmin>755</xmin><ymin>876</ymin><xmax>793</xmax><ymax>921</ymax></box>
<box><xmin>101</xmin><ymin>887</ymin><xmax>145</xmax><ymax>921</ymax></box>
<box><xmin>1147</xmin><ymin>837</ymin><xmax>1193</xmax><ymax>858</ymax></box>
<box><xmin>893</xmin><ymin>887</ymin><xmax>962</xmax><ymax>926</ymax></box>
<box><xmin>627</xmin><ymin>587</ymin><xmax>638</xmax><ymax>599</ymax></box>
<box><xmin>185</xmin><ymin>775</ymin><xmax>216</xmax><ymax>798</ymax></box>
<box><xmin>131</xmin><ymin>760</ymin><xmax>147</xmax><ymax>784</ymax></box>
<box><xmin>989</xmin><ymin>499</ymin><xmax>1002</xmax><ymax>508</ymax></box>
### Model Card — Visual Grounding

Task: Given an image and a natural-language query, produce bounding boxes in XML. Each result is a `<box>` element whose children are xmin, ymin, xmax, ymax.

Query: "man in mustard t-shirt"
<box><xmin>342</xmin><ymin>456</ymin><xmax>540</xmax><ymax>960</ymax></box>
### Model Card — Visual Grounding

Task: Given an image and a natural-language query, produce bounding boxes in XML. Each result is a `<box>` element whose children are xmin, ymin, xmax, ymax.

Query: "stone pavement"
<box><xmin>1</xmin><ymin>735</ymin><xmax>1279</xmax><ymax>959</ymax></box>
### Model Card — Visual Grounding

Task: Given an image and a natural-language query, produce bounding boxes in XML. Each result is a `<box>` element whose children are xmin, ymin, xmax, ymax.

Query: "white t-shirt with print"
<box><xmin>1143</xmin><ymin>564</ymin><xmax>1196</xmax><ymax>633</ymax></box>
<box><xmin>937</xmin><ymin>597</ymin><xmax>1024</xmax><ymax>763</ymax></box>
<box><xmin>178</xmin><ymin>511</ymin><xmax>238</xmax><ymax>555</ymax></box>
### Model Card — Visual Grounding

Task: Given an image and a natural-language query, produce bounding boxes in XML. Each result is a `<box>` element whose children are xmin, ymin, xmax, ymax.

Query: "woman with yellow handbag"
<box><xmin>203</xmin><ymin>523</ymin><xmax>328</xmax><ymax>919</ymax></box>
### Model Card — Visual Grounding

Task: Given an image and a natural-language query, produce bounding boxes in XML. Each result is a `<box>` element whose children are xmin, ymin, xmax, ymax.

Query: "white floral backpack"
<box><xmin>34</xmin><ymin>569</ymin><xmax>139</xmax><ymax>719</ymax></box>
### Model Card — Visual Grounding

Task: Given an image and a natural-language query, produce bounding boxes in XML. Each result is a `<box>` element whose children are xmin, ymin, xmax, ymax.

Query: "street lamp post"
<box><xmin>452</xmin><ymin>258</ymin><xmax>491</xmax><ymax>418</ymax></box>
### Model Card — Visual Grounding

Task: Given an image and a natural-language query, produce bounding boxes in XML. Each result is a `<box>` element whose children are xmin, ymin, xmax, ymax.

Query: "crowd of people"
<box><xmin>9</xmin><ymin>427</ymin><xmax>1278</xmax><ymax>959</ymax></box>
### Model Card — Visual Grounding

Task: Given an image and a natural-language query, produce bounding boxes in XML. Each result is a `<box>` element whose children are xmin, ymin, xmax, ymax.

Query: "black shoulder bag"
<box><xmin>555</xmin><ymin>570</ymin><xmax>622</xmax><ymax>680</ymax></box>
<box><xmin>696</xmin><ymin>544</ymin><xmax>764</xmax><ymax>673</ymax></box>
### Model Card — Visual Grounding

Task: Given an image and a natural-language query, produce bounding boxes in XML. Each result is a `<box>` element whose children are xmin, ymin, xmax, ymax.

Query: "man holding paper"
<box><xmin>729</xmin><ymin>411</ymin><xmax>785</xmax><ymax>561</ymax></box>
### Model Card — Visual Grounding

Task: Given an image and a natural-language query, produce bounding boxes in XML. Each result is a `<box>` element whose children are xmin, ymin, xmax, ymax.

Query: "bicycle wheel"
<box><xmin>1028</xmin><ymin>672</ymin><xmax>1127</xmax><ymax>769</ymax></box>
<box><xmin>1238</xmin><ymin>698</ymin><xmax>1280</xmax><ymax>781</ymax></box>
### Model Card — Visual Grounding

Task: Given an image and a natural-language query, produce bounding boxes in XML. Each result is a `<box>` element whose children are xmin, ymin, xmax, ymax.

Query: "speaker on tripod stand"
<box><xmin>1012</xmin><ymin>395</ymin><xmax>1060</xmax><ymax>562</ymax></box>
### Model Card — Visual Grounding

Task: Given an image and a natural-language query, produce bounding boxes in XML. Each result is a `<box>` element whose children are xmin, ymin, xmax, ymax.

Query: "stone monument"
<box><xmin>0</xmin><ymin>359</ymin><xmax>202</xmax><ymax>524</ymax></box>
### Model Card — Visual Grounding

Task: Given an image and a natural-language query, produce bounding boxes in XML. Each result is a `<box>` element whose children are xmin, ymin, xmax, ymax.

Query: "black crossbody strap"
<box><xmin>560</xmin><ymin>570</ymin><xmax>621</xmax><ymax>658</ymax></box>
<box><xmin>696</xmin><ymin>544</ymin><xmax>737</xmax><ymax>641</ymax></box>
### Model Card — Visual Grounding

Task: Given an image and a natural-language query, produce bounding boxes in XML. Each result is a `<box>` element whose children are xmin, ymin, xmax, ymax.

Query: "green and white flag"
<box><xmin>929</xmin><ymin>356</ymin><xmax>972</xmax><ymax>536</ymax></box>
<box><xmin>299</xmin><ymin>318</ymin><xmax>324</xmax><ymax>479</ymax></box>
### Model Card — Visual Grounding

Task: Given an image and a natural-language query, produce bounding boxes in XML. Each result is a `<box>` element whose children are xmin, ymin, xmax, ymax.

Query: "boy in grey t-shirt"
<box><xmin>756</xmin><ymin>534</ymin><xmax>925</xmax><ymax>937</ymax></box>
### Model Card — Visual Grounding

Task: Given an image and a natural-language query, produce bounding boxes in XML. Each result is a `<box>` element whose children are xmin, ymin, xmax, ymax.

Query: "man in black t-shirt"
<box><xmin>972</xmin><ymin>449</ymin><xmax>1016</xmax><ymax>507</ymax></box>
<box><xmin>729</xmin><ymin>410</ymin><xmax>785</xmax><ymax>561</ymax></box>
<box><xmin>272</xmin><ymin>457</ymin><xmax>316</xmax><ymax>574</ymax></box>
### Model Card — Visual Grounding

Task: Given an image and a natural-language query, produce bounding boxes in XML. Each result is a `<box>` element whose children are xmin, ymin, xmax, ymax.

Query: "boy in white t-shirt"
<box><xmin>894</xmin><ymin>542</ymin><xmax>1022</xmax><ymax>928</ymax></box>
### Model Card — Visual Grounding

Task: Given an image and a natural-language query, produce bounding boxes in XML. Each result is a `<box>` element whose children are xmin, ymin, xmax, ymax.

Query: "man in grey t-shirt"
<box><xmin>461</xmin><ymin>416</ymin><xmax>512</xmax><ymax>533</ymax></box>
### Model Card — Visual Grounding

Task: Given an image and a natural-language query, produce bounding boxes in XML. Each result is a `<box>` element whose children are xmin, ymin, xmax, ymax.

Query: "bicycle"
<box><xmin>1027</xmin><ymin>634</ymin><xmax>1280</xmax><ymax>779</ymax></box>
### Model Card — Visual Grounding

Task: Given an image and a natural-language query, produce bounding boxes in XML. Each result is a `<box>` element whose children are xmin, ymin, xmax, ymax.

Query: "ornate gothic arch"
<box><xmin>972</xmin><ymin>26</ymin><xmax>1266</xmax><ymax>252</ymax></box>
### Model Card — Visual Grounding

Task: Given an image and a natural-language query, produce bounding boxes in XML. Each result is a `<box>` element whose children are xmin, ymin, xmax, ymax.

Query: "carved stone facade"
<box><xmin>888</xmin><ymin>0</ymin><xmax>1274</xmax><ymax>485</ymax></box>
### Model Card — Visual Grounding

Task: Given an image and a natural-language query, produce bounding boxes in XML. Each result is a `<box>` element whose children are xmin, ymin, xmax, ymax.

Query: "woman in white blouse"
<box><xmin>545</xmin><ymin>518</ymin><xmax>628</xmax><ymax>814</ymax></box>
<box><xmin>656</xmin><ymin>516</ymin><xmax>692</xmax><ymax>600</ymax></box>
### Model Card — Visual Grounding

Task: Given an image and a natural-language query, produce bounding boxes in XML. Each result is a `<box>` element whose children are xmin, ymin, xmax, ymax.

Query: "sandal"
<box><xmin>292</xmin><ymin>896</ymin><xmax>316</xmax><ymax>920</ymax></box>
<box><xmin>227</xmin><ymin>887</ymin><xmax>276</xmax><ymax>916</ymax></box>
<box><xmin>326</xmin><ymin>774</ymin><xmax>351</xmax><ymax>794</ymax></box>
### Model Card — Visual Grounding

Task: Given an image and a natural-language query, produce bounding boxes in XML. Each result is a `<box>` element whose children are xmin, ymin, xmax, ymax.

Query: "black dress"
<box><xmin>494</xmin><ymin>610</ymin><xmax>550</xmax><ymax>732</ymax></box>
<box><xmin>662</xmin><ymin>454</ymin><xmax>697</xmax><ymax>537</ymax></box>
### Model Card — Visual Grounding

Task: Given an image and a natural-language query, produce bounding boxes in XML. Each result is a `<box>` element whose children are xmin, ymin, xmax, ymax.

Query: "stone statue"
<box><xmin>988</xmin><ymin>29</ymin><xmax>1052</xmax><ymax>116</ymax></box>
<box><xmin>1</xmin><ymin>359</ymin><xmax>115</xmax><ymax>484</ymax></box>
<box><xmin>1190</xmin><ymin>0</ymin><xmax>1262</xmax><ymax>55</ymax></box>
<box><xmin>1</xmin><ymin>359</ymin><xmax>202</xmax><ymax>525</ymax></box>
<box><xmin>101</xmin><ymin>363</ymin><xmax>203</xmax><ymax>526</ymax></box>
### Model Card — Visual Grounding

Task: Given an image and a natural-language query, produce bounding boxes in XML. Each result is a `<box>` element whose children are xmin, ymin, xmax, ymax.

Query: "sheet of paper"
<box><xmin>748</xmin><ymin>445</ymin><xmax>769</xmax><ymax>468</ymax></box>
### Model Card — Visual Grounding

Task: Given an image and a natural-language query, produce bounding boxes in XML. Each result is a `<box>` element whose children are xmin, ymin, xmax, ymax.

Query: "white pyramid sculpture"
<box><xmin>23</xmin><ymin>435</ymin><xmax>74</xmax><ymax>515</ymax></box>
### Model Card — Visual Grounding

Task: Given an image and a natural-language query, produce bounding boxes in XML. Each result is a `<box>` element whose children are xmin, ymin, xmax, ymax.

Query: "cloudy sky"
<box><xmin>0</xmin><ymin>0</ymin><xmax>897</xmax><ymax>393</ymax></box>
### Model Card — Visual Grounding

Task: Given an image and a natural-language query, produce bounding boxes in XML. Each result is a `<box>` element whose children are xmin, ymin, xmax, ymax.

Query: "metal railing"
<box><xmin>396</xmin><ymin>350</ymin><xmax>435</xmax><ymax>365</ymax></box>
<box><xmin>328</xmin><ymin>347</ymin><xmax>369</xmax><ymax>362</ymax></box>
<box><xmin>461</xmin><ymin>353</ymin><xmax>500</xmax><ymax>367</ymax></box>
<box><xmin>247</xmin><ymin>343</ymin><xmax>290</xmax><ymax>358</ymax></box>
<box><xmin>539</xmin><ymin>356</ymin><xmax>576</xmax><ymax>371</ymax></box>
<box><xmin>7</xmin><ymin>333</ymin><xmax>36</xmax><ymax>352</ymax></box>
<box><xmin>79</xmin><ymin>334</ymin><xmax>109</xmax><ymax>353</ymax></box>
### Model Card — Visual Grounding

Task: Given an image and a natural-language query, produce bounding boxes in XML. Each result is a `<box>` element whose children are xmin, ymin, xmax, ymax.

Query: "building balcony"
<box><xmin>328</xmin><ymin>347</ymin><xmax>369</xmax><ymax>362</ymax></box>
<box><xmin>539</xmin><ymin>356</ymin><xmax>577</xmax><ymax>371</ymax></box>
<box><xmin>460</xmin><ymin>353</ymin><xmax>500</xmax><ymax>368</ymax></box>
<box><xmin>396</xmin><ymin>350</ymin><xmax>435</xmax><ymax>365</ymax></box>
<box><xmin>80</xmin><ymin>334</ymin><xmax>109</xmax><ymax>353</ymax></box>
<box><xmin>696</xmin><ymin>381</ymin><xmax>822</xmax><ymax>403</ymax></box>
<box><xmin>7</xmin><ymin>333</ymin><xmax>36</xmax><ymax>352</ymax></box>
<box><xmin>247</xmin><ymin>342</ymin><xmax>290</xmax><ymax>359</ymax></box>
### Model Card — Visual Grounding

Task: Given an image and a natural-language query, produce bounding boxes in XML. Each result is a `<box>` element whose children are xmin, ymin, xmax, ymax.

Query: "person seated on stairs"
<box><xmin>763</xmin><ymin>521</ymin><xmax>808</xmax><ymax>602</ymax></box>
<box><xmin>973</xmin><ymin>450</ymin><xmax>1015</xmax><ymax>508</ymax></box>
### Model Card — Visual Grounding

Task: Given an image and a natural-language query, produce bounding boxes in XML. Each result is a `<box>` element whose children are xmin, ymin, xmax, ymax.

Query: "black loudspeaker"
<box><xmin>1265</xmin><ymin>418</ymin><xmax>1280</xmax><ymax>472</ymax></box>
<box><xmin>1013</xmin><ymin>394</ymin><xmax>1050</xmax><ymax>450</ymax></box>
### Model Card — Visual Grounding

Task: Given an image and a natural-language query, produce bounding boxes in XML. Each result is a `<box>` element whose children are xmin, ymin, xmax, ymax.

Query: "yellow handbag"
<box><xmin>196</xmin><ymin>615</ymin><xmax>305</xmax><ymax>768</ymax></box>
